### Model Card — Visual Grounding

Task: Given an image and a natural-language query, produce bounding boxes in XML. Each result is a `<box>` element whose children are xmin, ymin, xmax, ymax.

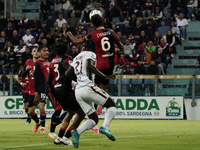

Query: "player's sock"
<box><xmin>58</xmin><ymin>127</ymin><xmax>66</xmax><ymax>138</ymax></box>
<box><xmin>64</xmin><ymin>126</ymin><xmax>73</xmax><ymax>138</ymax></box>
<box><xmin>50</xmin><ymin>109</ymin><xmax>62</xmax><ymax>133</ymax></box>
<box><xmin>77</xmin><ymin>119</ymin><xmax>96</xmax><ymax>135</ymax></box>
<box><xmin>32</xmin><ymin>113</ymin><xmax>39</xmax><ymax>124</ymax></box>
<box><xmin>102</xmin><ymin>107</ymin><xmax>117</xmax><ymax>129</ymax></box>
<box><xmin>93</xmin><ymin>125</ymin><xmax>98</xmax><ymax>130</ymax></box>
<box><xmin>40</xmin><ymin>110</ymin><xmax>46</xmax><ymax>128</ymax></box>
<box><xmin>25</xmin><ymin>109</ymin><xmax>31</xmax><ymax>123</ymax></box>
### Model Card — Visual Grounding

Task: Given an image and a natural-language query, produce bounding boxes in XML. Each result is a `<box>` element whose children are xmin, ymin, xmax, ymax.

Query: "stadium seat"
<box><xmin>128</xmin><ymin>79</ymin><xmax>143</xmax><ymax>96</ymax></box>
<box><xmin>31</xmin><ymin>32</ymin><xmax>39</xmax><ymax>38</ymax></box>
<box><xmin>144</xmin><ymin>79</ymin><xmax>155</xmax><ymax>96</ymax></box>
<box><xmin>121</xmin><ymin>79</ymin><xmax>130</xmax><ymax>96</ymax></box>
<box><xmin>18</xmin><ymin>32</ymin><xmax>26</xmax><ymax>37</ymax></box>
<box><xmin>194</xmin><ymin>68</ymin><xmax>200</xmax><ymax>75</ymax></box>
<box><xmin>105</xmin><ymin>79</ymin><xmax>118</xmax><ymax>96</ymax></box>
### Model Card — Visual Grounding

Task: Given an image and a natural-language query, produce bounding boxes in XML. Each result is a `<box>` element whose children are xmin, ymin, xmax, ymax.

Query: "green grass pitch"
<box><xmin>0</xmin><ymin>119</ymin><xmax>200</xmax><ymax>150</ymax></box>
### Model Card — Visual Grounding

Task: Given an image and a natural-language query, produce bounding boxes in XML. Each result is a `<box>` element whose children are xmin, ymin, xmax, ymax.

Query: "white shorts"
<box><xmin>75</xmin><ymin>85</ymin><xmax>110</xmax><ymax>116</ymax></box>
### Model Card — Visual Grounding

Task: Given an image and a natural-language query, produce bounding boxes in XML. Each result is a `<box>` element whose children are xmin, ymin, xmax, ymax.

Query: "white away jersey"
<box><xmin>71</xmin><ymin>51</ymin><xmax>96</xmax><ymax>89</ymax></box>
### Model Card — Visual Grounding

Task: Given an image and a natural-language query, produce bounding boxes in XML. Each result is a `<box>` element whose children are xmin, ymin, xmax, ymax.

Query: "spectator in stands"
<box><xmin>10</xmin><ymin>30</ymin><xmax>21</xmax><ymax>47</ymax></box>
<box><xmin>123</xmin><ymin>62</ymin><xmax>133</xmax><ymax>74</ymax></box>
<box><xmin>163</xmin><ymin>0</ymin><xmax>174</xmax><ymax>16</ymax></box>
<box><xmin>174</xmin><ymin>13</ymin><xmax>188</xmax><ymax>41</ymax></box>
<box><xmin>84</xmin><ymin>22</ymin><xmax>95</xmax><ymax>34</ymax></box>
<box><xmin>63</xmin><ymin>0</ymin><xmax>74</xmax><ymax>20</ymax></box>
<box><xmin>67</xmin><ymin>12</ymin><xmax>80</xmax><ymax>31</ymax></box>
<box><xmin>141</xmin><ymin>48</ymin><xmax>151</xmax><ymax>65</ymax></box>
<box><xmin>95</xmin><ymin>1</ymin><xmax>105</xmax><ymax>17</ymax></box>
<box><xmin>146</xmin><ymin>41</ymin><xmax>156</xmax><ymax>55</ymax></box>
<box><xmin>46</xmin><ymin>32</ymin><xmax>55</xmax><ymax>46</ymax></box>
<box><xmin>158</xmin><ymin>20</ymin><xmax>169</xmax><ymax>37</ymax></box>
<box><xmin>196</xmin><ymin>55</ymin><xmax>200</xmax><ymax>68</ymax></box>
<box><xmin>117</xmin><ymin>31</ymin><xmax>126</xmax><ymax>45</ymax></box>
<box><xmin>51</xmin><ymin>21</ymin><xmax>61</xmax><ymax>38</ymax></box>
<box><xmin>130</xmin><ymin>0</ymin><xmax>141</xmax><ymax>15</ymax></box>
<box><xmin>68</xmin><ymin>46</ymin><xmax>79</xmax><ymax>59</ymax></box>
<box><xmin>5</xmin><ymin>22</ymin><xmax>14</xmax><ymax>38</ymax></box>
<box><xmin>54</xmin><ymin>0</ymin><xmax>63</xmax><ymax>19</ymax></box>
<box><xmin>137</xmin><ymin>44</ymin><xmax>145</xmax><ymax>55</ymax></box>
<box><xmin>158</xmin><ymin>38</ymin><xmax>170</xmax><ymax>56</ymax></box>
<box><xmin>74</xmin><ymin>0</ymin><xmax>85</xmax><ymax>20</ymax></box>
<box><xmin>40</xmin><ymin>0</ymin><xmax>51</xmax><ymax>21</ymax></box>
<box><xmin>164</xmin><ymin>13</ymin><xmax>172</xmax><ymax>28</ymax></box>
<box><xmin>0</xmin><ymin>0</ymin><xmax>4</xmax><ymax>15</ymax></box>
<box><xmin>121</xmin><ymin>21</ymin><xmax>132</xmax><ymax>37</ymax></box>
<box><xmin>128</xmin><ymin>33</ymin><xmax>136</xmax><ymax>47</ymax></box>
<box><xmin>42</xmin><ymin>38</ymin><xmax>50</xmax><ymax>49</ymax></box>
<box><xmin>124</xmin><ymin>39</ymin><xmax>134</xmax><ymax>56</ymax></box>
<box><xmin>166</xmin><ymin>30</ymin><xmax>176</xmax><ymax>56</ymax></box>
<box><xmin>129</xmin><ymin>49</ymin><xmax>139</xmax><ymax>67</ymax></box>
<box><xmin>36</xmin><ymin>32</ymin><xmax>44</xmax><ymax>45</ymax></box>
<box><xmin>0</xmin><ymin>49</ymin><xmax>7</xmax><ymax>74</ymax></box>
<box><xmin>56</xmin><ymin>13</ymin><xmax>67</xmax><ymax>28</ymax></box>
<box><xmin>28</xmin><ymin>38</ymin><xmax>38</xmax><ymax>50</ymax></box>
<box><xmin>75</xmin><ymin>24</ymin><xmax>84</xmax><ymax>38</ymax></box>
<box><xmin>133</xmin><ymin>20</ymin><xmax>143</xmax><ymax>40</ymax></box>
<box><xmin>4</xmin><ymin>41</ymin><xmax>14</xmax><ymax>54</ymax></box>
<box><xmin>153</xmin><ymin>31</ymin><xmax>161</xmax><ymax>47</ymax></box>
<box><xmin>83</xmin><ymin>0</ymin><xmax>96</xmax><ymax>22</ymax></box>
<box><xmin>102</xmin><ymin>18</ymin><xmax>112</xmax><ymax>29</ymax></box>
<box><xmin>142</xmin><ymin>0</ymin><xmax>153</xmax><ymax>19</ymax></box>
<box><xmin>153</xmin><ymin>48</ymin><xmax>166</xmax><ymax>75</ymax></box>
<box><xmin>113</xmin><ymin>62</ymin><xmax>123</xmax><ymax>75</ymax></box>
<box><xmin>39</xmin><ymin>21</ymin><xmax>49</xmax><ymax>35</ymax></box>
<box><xmin>170</xmin><ymin>21</ymin><xmax>180</xmax><ymax>37</ymax></box>
<box><xmin>22</xmin><ymin>47</ymin><xmax>31</xmax><ymax>64</ymax></box>
<box><xmin>81</xmin><ymin>30</ymin><xmax>87</xmax><ymax>38</ymax></box>
<box><xmin>147</xmin><ymin>59</ymin><xmax>159</xmax><ymax>75</ymax></box>
<box><xmin>7</xmin><ymin>49</ymin><xmax>17</xmax><ymax>72</ymax></box>
<box><xmin>13</xmin><ymin>57</ymin><xmax>23</xmax><ymax>74</ymax></box>
<box><xmin>134</xmin><ymin>57</ymin><xmax>146</xmax><ymax>75</ymax></box>
<box><xmin>0</xmin><ymin>14</ymin><xmax>7</xmax><ymax>32</ymax></box>
<box><xmin>173</xmin><ymin>0</ymin><xmax>187</xmax><ymax>15</ymax></box>
<box><xmin>119</xmin><ymin>0</ymin><xmax>129</xmax><ymax>21</ymax></box>
<box><xmin>118</xmin><ymin>53</ymin><xmax>127</xmax><ymax>68</ymax></box>
<box><xmin>129</xmin><ymin>14</ymin><xmax>137</xmax><ymax>28</ymax></box>
<box><xmin>0</xmin><ymin>31</ymin><xmax>7</xmax><ymax>49</ymax></box>
<box><xmin>61</xmin><ymin>23</ymin><xmax>69</xmax><ymax>37</ymax></box>
<box><xmin>29</xmin><ymin>16</ymin><xmax>41</xmax><ymax>32</ymax></box>
<box><xmin>46</xmin><ymin>14</ymin><xmax>54</xmax><ymax>30</ymax></box>
<box><xmin>152</xmin><ymin>5</ymin><xmax>163</xmax><ymax>22</ymax></box>
<box><xmin>144</xmin><ymin>18</ymin><xmax>156</xmax><ymax>41</ymax></box>
<box><xmin>14</xmin><ymin>40</ymin><xmax>26</xmax><ymax>57</ymax></box>
<box><xmin>22</xmin><ymin>29</ymin><xmax>34</xmax><ymax>45</ymax></box>
<box><xmin>9</xmin><ymin>15</ymin><xmax>18</xmax><ymax>30</ymax></box>
<box><xmin>19</xmin><ymin>14</ymin><xmax>29</xmax><ymax>32</ymax></box>
<box><xmin>138</xmin><ymin>30</ymin><xmax>149</xmax><ymax>45</ymax></box>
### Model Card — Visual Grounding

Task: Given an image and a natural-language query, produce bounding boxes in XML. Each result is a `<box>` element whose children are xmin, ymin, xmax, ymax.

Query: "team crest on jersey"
<box><xmin>33</xmin><ymin>66</ymin><xmax>35</xmax><ymax>71</ymax></box>
<box><xmin>68</xmin><ymin>60</ymin><xmax>72</xmax><ymax>65</ymax></box>
<box><xmin>91</xmin><ymin>54</ymin><xmax>95</xmax><ymax>59</ymax></box>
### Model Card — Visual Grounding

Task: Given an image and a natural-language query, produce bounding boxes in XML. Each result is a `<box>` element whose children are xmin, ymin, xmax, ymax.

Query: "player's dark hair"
<box><xmin>91</xmin><ymin>14</ymin><xmax>103</xmax><ymax>28</ymax></box>
<box><xmin>38</xmin><ymin>45</ymin><xmax>47</xmax><ymax>52</ymax></box>
<box><xmin>55</xmin><ymin>37</ymin><xmax>69</xmax><ymax>55</ymax></box>
<box><xmin>85</xmin><ymin>39</ymin><xmax>96</xmax><ymax>52</ymax></box>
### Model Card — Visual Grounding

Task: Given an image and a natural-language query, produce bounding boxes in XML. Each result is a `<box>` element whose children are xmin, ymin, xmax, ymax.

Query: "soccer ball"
<box><xmin>89</xmin><ymin>10</ymin><xmax>103</xmax><ymax>21</ymax></box>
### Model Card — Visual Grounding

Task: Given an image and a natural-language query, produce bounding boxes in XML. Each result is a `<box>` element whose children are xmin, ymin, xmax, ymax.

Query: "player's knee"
<box><xmin>103</xmin><ymin>98</ymin><xmax>117</xmax><ymax>108</ymax></box>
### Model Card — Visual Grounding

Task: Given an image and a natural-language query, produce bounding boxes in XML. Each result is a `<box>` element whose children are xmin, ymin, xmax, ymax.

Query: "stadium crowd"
<box><xmin>0</xmin><ymin>0</ymin><xmax>200</xmax><ymax>75</ymax></box>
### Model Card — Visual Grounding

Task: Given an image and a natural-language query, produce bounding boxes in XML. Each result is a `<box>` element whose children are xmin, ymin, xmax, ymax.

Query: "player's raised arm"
<box><xmin>116</xmin><ymin>41</ymin><xmax>124</xmax><ymax>52</ymax></box>
<box><xmin>65</xmin><ymin>66</ymin><xmax>74</xmax><ymax>77</ymax></box>
<box><xmin>21</xmin><ymin>63</ymin><xmax>30</xmax><ymax>78</ymax></box>
<box><xmin>67</xmin><ymin>31</ymin><xmax>83</xmax><ymax>44</ymax></box>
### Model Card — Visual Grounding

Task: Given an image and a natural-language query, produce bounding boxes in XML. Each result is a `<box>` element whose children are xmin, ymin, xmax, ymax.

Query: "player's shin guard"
<box><xmin>77</xmin><ymin>119</ymin><xmax>96</xmax><ymax>135</ymax></box>
<box><xmin>102</xmin><ymin>107</ymin><xmax>117</xmax><ymax>129</ymax></box>
<box><xmin>32</xmin><ymin>112</ymin><xmax>39</xmax><ymax>124</ymax></box>
<box><xmin>64</xmin><ymin>126</ymin><xmax>73</xmax><ymax>138</ymax></box>
<box><xmin>50</xmin><ymin>109</ymin><xmax>62</xmax><ymax>133</ymax></box>
<box><xmin>58</xmin><ymin>127</ymin><xmax>66</xmax><ymax>138</ymax></box>
<box><xmin>40</xmin><ymin>110</ymin><xmax>46</xmax><ymax>127</ymax></box>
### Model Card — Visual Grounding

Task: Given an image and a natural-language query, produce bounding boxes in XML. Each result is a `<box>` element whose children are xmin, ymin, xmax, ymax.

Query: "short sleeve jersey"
<box><xmin>71</xmin><ymin>50</ymin><xmax>96</xmax><ymax>89</ymax></box>
<box><xmin>82</xmin><ymin>28</ymin><xmax>119</xmax><ymax>70</ymax></box>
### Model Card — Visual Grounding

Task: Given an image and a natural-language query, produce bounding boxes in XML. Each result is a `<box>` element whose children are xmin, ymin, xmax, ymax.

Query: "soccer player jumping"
<box><xmin>66</xmin><ymin>39</ymin><xmax>117</xmax><ymax>148</ymax></box>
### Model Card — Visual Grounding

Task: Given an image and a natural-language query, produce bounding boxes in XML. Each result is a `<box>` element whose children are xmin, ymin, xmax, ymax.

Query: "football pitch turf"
<box><xmin>0</xmin><ymin>119</ymin><xmax>200</xmax><ymax>150</ymax></box>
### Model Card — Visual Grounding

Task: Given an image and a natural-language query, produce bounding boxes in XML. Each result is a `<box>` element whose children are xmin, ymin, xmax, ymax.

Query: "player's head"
<box><xmin>38</xmin><ymin>45</ymin><xmax>49</xmax><ymax>60</ymax></box>
<box><xmin>91</xmin><ymin>14</ymin><xmax>103</xmax><ymax>28</ymax></box>
<box><xmin>84</xmin><ymin>39</ymin><xmax>96</xmax><ymax>52</ymax></box>
<box><xmin>32</xmin><ymin>47</ymin><xmax>38</xmax><ymax>59</ymax></box>
<box><xmin>55</xmin><ymin>37</ymin><xmax>69</xmax><ymax>55</ymax></box>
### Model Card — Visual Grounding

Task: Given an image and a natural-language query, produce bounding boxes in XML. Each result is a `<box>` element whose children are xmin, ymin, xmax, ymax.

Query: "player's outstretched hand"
<box><xmin>105</xmin><ymin>75</ymin><xmax>116</xmax><ymax>80</ymax></box>
<box><xmin>66</xmin><ymin>31</ymin><xmax>72</xmax><ymax>37</ymax></box>
<box><xmin>26</xmin><ymin>66</ymin><xmax>31</xmax><ymax>71</ymax></box>
<box><xmin>34</xmin><ymin>92</ymin><xmax>40</xmax><ymax>105</ymax></box>
<box><xmin>22</xmin><ymin>83</ymin><xmax>27</xmax><ymax>87</ymax></box>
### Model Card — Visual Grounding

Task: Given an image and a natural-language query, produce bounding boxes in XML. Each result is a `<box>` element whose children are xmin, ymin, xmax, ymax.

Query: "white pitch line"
<box><xmin>0</xmin><ymin>132</ymin><xmax>200</xmax><ymax>149</ymax></box>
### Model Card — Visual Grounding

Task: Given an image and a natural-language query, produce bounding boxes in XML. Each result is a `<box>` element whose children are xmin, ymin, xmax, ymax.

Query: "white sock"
<box><xmin>77</xmin><ymin>119</ymin><xmax>96</xmax><ymax>135</ymax></box>
<box><xmin>41</xmin><ymin>127</ymin><xmax>45</xmax><ymax>129</ymax></box>
<box><xmin>93</xmin><ymin>125</ymin><xmax>98</xmax><ymax>130</ymax></box>
<box><xmin>102</xmin><ymin>107</ymin><xmax>117</xmax><ymax>129</ymax></box>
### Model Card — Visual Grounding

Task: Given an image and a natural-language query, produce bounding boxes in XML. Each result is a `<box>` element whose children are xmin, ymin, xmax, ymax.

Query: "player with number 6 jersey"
<box><xmin>67</xmin><ymin>14</ymin><xmax>123</xmax><ymax>89</ymax></box>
